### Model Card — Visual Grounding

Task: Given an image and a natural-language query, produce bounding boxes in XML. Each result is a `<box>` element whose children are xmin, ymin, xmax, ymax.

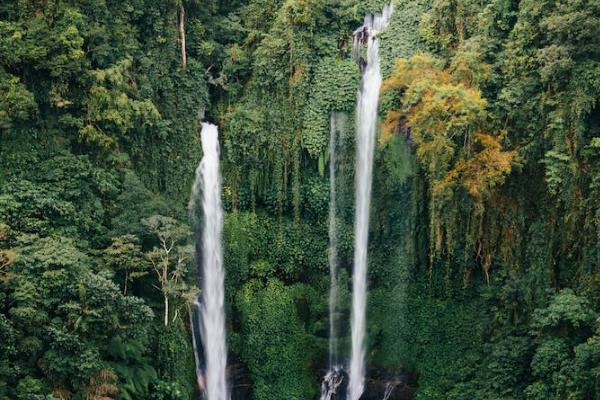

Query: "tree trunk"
<box><xmin>164</xmin><ymin>295</ymin><xmax>169</xmax><ymax>327</ymax></box>
<box><xmin>179</xmin><ymin>2</ymin><xmax>187</xmax><ymax>68</ymax></box>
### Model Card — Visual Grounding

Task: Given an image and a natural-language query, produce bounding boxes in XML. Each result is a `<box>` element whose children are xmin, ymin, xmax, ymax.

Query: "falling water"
<box><xmin>320</xmin><ymin>112</ymin><xmax>347</xmax><ymax>400</ymax></box>
<box><xmin>320</xmin><ymin>366</ymin><xmax>345</xmax><ymax>400</ymax></box>
<box><xmin>189</xmin><ymin>123</ymin><xmax>228</xmax><ymax>400</ymax></box>
<box><xmin>348</xmin><ymin>4</ymin><xmax>393</xmax><ymax>400</ymax></box>
<box><xmin>328</xmin><ymin>112</ymin><xmax>345</xmax><ymax>367</ymax></box>
<box><xmin>381</xmin><ymin>380</ymin><xmax>400</xmax><ymax>400</ymax></box>
<box><xmin>189</xmin><ymin>300</ymin><xmax>203</xmax><ymax>387</ymax></box>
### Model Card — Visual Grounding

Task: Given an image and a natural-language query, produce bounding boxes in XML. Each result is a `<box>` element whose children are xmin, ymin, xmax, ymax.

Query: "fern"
<box><xmin>106</xmin><ymin>336</ymin><xmax>156</xmax><ymax>400</ymax></box>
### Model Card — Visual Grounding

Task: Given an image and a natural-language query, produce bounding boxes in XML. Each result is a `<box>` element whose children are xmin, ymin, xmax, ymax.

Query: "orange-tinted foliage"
<box><xmin>382</xmin><ymin>53</ymin><xmax>518</xmax><ymax>267</ymax></box>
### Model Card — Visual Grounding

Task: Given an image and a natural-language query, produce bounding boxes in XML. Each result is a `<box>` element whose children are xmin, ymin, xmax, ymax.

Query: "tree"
<box><xmin>0</xmin><ymin>224</ymin><xmax>15</xmax><ymax>283</ymax></box>
<box><xmin>179</xmin><ymin>1</ymin><xmax>187</xmax><ymax>68</ymax></box>
<box><xmin>103</xmin><ymin>234</ymin><xmax>148</xmax><ymax>296</ymax></box>
<box><xmin>142</xmin><ymin>215</ymin><xmax>193</xmax><ymax>327</ymax></box>
<box><xmin>382</xmin><ymin>53</ymin><xmax>517</xmax><ymax>271</ymax></box>
<box><xmin>2</xmin><ymin>234</ymin><xmax>153</xmax><ymax>398</ymax></box>
<box><xmin>236</xmin><ymin>279</ymin><xmax>317</xmax><ymax>400</ymax></box>
<box><xmin>526</xmin><ymin>290</ymin><xmax>598</xmax><ymax>399</ymax></box>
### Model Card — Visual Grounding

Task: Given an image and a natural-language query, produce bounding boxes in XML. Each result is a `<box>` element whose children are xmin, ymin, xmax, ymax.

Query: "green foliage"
<box><xmin>148</xmin><ymin>380</ymin><xmax>188</xmax><ymax>400</ymax></box>
<box><xmin>143</xmin><ymin>215</ymin><xmax>193</xmax><ymax>327</ymax></box>
<box><xmin>524</xmin><ymin>291</ymin><xmax>599</xmax><ymax>400</ymax></box>
<box><xmin>154</xmin><ymin>320</ymin><xmax>196</xmax><ymax>400</ymax></box>
<box><xmin>531</xmin><ymin>289</ymin><xmax>595</xmax><ymax>335</ymax></box>
<box><xmin>14</xmin><ymin>376</ymin><xmax>58</xmax><ymax>400</ymax></box>
<box><xmin>1</xmin><ymin>0</ymin><xmax>599</xmax><ymax>399</ymax></box>
<box><xmin>372</xmin><ymin>0</ymin><xmax>600</xmax><ymax>398</ymax></box>
<box><xmin>382</xmin><ymin>52</ymin><xmax>516</xmax><ymax>266</ymax></box>
<box><xmin>0</xmin><ymin>234</ymin><xmax>153</xmax><ymax>398</ymax></box>
<box><xmin>418</xmin><ymin>0</ymin><xmax>481</xmax><ymax>54</ymax></box>
<box><xmin>0</xmin><ymin>0</ymin><xmax>206</xmax><ymax>397</ymax></box>
<box><xmin>103</xmin><ymin>234</ymin><xmax>149</xmax><ymax>295</ymax></box>
<box><xmin>379</xmin><ymin>0</ymin><xmax>431</xmax><ymax>75</ymax></box>
<box><xmin>107</xmin><ymin>336</ymin><xmax>157</xmax><ymax>400</ymax></box>
<box><xmin>0</xmin><ymin>70</ymin><xmax>36</xmax><ymax>131</ymax></box>
<box><xmin>237</xmin><ymin>279</ymin><xmax>318</xmax><ymax>400</ymax></box>
<box><xmin>0</xmin><ymin>153</ymin><xmax>118</xmax><ymax>242</ymax></box>
<box><xmin>302</xmin><ymin>57</ymin><xmax>359</xmax><ymax>157</ymax></box>
<box><xmin>79</xmin><ymin>58</ymin><xmax>160</xmax><ymax>150</ymax></box>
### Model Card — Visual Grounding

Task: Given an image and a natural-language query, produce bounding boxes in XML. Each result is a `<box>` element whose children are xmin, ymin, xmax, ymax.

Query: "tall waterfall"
<box><xmin>328</xmin><ymin>112</ymin><xmax>344</xmax><ymax>367</ymax></box>
<box><xmin>320</xmin><ymin>113</ymin><xmax>347</xmax><ymax>400</ymax></box>
<box><xmin>189</xmin><ymin>123</ymin><xmax>228</xmax><ymax>400</ymax></box>
<box><xmin>348</xmin><ymin>4</ymin><xmax>393</xmax><ymax>400</ymax></box>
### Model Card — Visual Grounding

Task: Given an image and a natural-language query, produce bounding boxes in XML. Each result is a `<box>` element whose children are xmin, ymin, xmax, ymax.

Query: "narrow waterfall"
<box><xmin>381</xmin><ymin>381</ymin><xmax>400</xmax><ymax>400</ymax></box>
<box><xmin>189</xmin><ymin>123</ymin><xmax>228</xmax><ymax>400</ymax></box>
<box><xmin>320</xmin><ymin>112</ymin><xmax>347</xmax><ymax>400</ymax></box>
<box><xmin>189</xmin><ymin>299</ymin><xmax>203</xmax><ymax>386</ymax></box>
<box><xmin>348</xmin><ymin>4</ymin><xmax>393</xmax><ymax>400</ymax></box>
<box><xmin>328</xmin><ymin>112</ymin><xmax>344</xmax><ymax>367</ymax></box>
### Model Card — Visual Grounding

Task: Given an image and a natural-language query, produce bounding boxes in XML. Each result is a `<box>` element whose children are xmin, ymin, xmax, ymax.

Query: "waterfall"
<box><xmin>189</xmin><ymin>123</ymin><xmax>228</xmax><ymax>400</ymax></box>
<box><xmin>328</xmin><ymin>112</ymin><xmax>345</xmax><ymax>367</ymax></box>
<box><xmin>381</xmin><ymin>381</ymin><xmax>400</xmax><ymax>400</ymax></box>
<box><xmin>320</xmin><ymin>366</ymin><xmax>345</xmax><ymax>400</ymax></box>
<box><xmin>348</xmin><ymin>4</ymin><xmax>393</xmax><ymax>400</ymax></box>
<box><xmin>320</xmin><ymin>112</ymin><xmax>347</xmax><ymax>400</ymax></box>
<box><xmin>189</xmin><ymin>300</ymin><xmax>204</xmax><ymax>388</ymax></box>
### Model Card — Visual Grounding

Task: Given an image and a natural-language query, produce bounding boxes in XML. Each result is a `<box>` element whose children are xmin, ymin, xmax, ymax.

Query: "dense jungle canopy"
<box><xmin>0</xmin><ymin>0</ymin><xmax>599</xmax><ymax>399</ymax></box>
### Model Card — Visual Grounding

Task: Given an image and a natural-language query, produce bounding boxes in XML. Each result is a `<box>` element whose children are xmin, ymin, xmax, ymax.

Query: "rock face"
<box><xmin>316</xmin><ymin>367</ymin><xmax>417</xmax><ymax>400</ymax></box>
<box><xmin>363</xmin><ymin>369</ymin><xmax>418</xmax><ymax>400</ymax></box>
<box><xmin>320</xmin><ymin>367</ymin><xmax>348</xmax><ymax>400</ymax></box>
<box><xmin>229</xmin><ymin>362</ymin><xmax>251</xmax><ymax>400</ymax></box>
<box><xmin>215</xmin><ymin>363</ymin><xmax>416</xmax><ymax>400</ymax></box>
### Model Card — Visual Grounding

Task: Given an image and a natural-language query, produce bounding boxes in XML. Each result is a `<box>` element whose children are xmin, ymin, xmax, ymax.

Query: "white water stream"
<box><xmin>190</xmin><ymin>123</ymin><xmax>228</xmax><ymax>400</ymax></box>
<box><xmin>348</xmin><ymin>4</ymin><xmax>393</xmax><ymax>400</ymax></box>
<box><xmin>320</xmin><ymin>112</ymin><xmax>347</xmax><ymax>400</ymax></box>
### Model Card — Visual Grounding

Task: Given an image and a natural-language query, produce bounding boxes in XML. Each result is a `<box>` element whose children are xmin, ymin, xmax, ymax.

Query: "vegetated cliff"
<box><xmin>0</xmin><ymin>1</ymin><xmax>598</xmax><ymax>399</ymax></box>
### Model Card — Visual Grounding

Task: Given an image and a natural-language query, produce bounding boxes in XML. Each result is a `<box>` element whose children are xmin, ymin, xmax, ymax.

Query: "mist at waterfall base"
<box><xmin>189</xmin><ymin>122</ymin><xmax>229</xmax><ymax>400</ymax></box>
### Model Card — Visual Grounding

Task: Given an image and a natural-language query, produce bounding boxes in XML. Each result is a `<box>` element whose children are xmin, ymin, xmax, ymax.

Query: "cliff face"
<box><xmin>0</xmin><ymin>1</ymin><xmax>598</xmax><ymax>399</ymax></box>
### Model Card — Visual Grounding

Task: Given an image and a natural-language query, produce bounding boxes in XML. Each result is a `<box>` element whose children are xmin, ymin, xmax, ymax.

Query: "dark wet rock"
<box><xmin>363</xmin><ymin>369</ymin><xmax>418</xmax><ymax>400</ymax></box>
<box><xmin>318</xmin><ymin>366</ymin><xmax>417</xmax><ymax>400</ymax></box>
<box><xmin>229</xmin><ymin>362</ymin><xmax>252</xmax><ymax>400</ymax></box>
<box><xmin>320</xmin><ymin>366</ymin><xmax>348</xmax><ymax>400</ymax></box>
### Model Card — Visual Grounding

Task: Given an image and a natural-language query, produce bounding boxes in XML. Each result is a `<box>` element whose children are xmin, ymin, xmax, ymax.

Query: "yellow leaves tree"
<box><xmin>382</xmin><ymin>53</ymin><xmax>517</xmax><ymax>276</ymax></box>
<box><xmin>53</xmin><ymin>369</ymin><xmax>119</xmax><ymax>400</ymax></box>
<box><xmin>84</xmin><ymin>369</ymin><xmax>118</xmax><ymax>400</ymax></box>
